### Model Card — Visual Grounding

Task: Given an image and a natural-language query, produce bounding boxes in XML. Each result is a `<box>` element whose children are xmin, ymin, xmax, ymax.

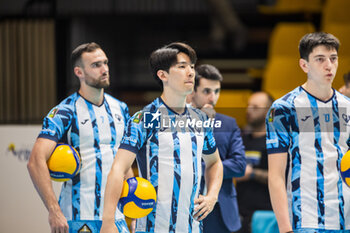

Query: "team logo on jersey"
<box><xmin>268</xmin><ymin>108</ymin><xmax>275</xmax><ymax>122</ymax></box>
<box><xmin>115</xmin><ymin>113</ymin><xmax>122</xmax><ymax>122</ymax></box>
<box><xmin>144</xmin><ymin>110</ymin><xmax>161</xmax><ymax>129</ymax></box>
<box><xmin>342</xmin><ymin>113</ymin><xmax>350</xmax><ymax>124</ymax></box>
<box><xmin>133</xmin><ymin>111</ymin><xmax>143</xmax><ymax>124</ymax></box>
<box><xmin>78</xmin><ymin>224</ymin><xmax>92</xmax><ymax>233</ymax></box>
<box><xmin>48</xmin><ymin>107</ymin><xmax>58</xmax><ymax>118</ymax></box>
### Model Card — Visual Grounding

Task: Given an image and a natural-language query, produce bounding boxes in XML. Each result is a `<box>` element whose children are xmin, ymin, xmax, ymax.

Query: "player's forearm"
<box><xmin>205</xmin><ymin>158</ymin><xmax>223</xmax><ymax>199</ymax></box>
<box><xmin>103</xmin><ymin>167</ymin><xmax>125</xmax><ymax>222</ymax></box>
<box><xmin>268</xmin><ymin>173</ymin><xmax>292</xmax><ymax>232</ymax></box>
<box><xmin>27</xmin><ymin>141</ymin><xmax>60</xmax><ymax>212</ymax></box>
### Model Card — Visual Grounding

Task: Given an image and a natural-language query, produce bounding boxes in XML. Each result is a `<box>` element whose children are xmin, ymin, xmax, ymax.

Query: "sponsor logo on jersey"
<box><xmin>48</xmin><ymin>107</ymin><xmax>58</xmax><ymax>118</ymax></box>
<box><xmin>81</xmin><ymin>119</ymin><xmax>89</xmax><ymax>124</ymax></box>
<box><xmin>133</xmin><ymin>111</ymin><xmax>143</xmax><ymax>124</ymax></box>
<box><xmin>301</xmin><ymin>115</ymin><xmax>311</xmax><ymax>121</ymax></box>
<box><xmin>268</xmin><ymin>108</ymin><xmax>275</xmax><ymax>122</ymax></box>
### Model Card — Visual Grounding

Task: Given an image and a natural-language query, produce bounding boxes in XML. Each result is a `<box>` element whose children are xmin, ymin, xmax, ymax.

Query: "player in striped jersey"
<box><xmin>266</xmin><ymin>32</ymin><xmax>350</xmax><ymax>233</ymax></box>
<box><xmin>101</xmin><ymin>42</ymin><xmax>223</xmax><ymax>233</ymax></box>
<box><xmin>28</xmin><ymin>42</ymin><xmax>131</xmax><ymax>233</ymax></box>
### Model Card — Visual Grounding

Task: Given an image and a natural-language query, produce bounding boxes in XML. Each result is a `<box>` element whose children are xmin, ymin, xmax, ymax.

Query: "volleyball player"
<box><xmin>27</xmin><ymin>42</ymin><xmax>131</xmax><ymax>233</ymax></box>
<box><xmin>266</xmin><ymin>32</ymin><xmax>350</xmax><ymax>233</ymax></box>
<box><xmin>101</xmin><ymin>42</ymin><xmax>223</xmax><ymax>233</ymax></box>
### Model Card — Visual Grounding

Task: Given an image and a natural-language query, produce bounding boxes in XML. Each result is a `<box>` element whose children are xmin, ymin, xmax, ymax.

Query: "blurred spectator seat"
<box><xmin>322</xmin><ymin>23</ymin><xmax>350</xmax><ymax>90</ymax></box>
<box><xmin>259</xmin><ymin>0</ymin><xmax>322</xmax><ymax>15</ymax></box>
<box><xmin>215</xmin><ymin>89</ymin><xmax>252</xmax><ymax>128</ymax></box>
<box><xmin>268</xmin><ymin>22</ymin><xmax>315</xmax><ymax>59</ymax></box>
<box><xmin>321</xmin><ymin>0</ymin><xmax>350</xmax><ymax>29</ymax></box>
<box><xmin>262</xmin><ymin>22</ymin><xmax>315</xmax><ymax>99</ymax></box>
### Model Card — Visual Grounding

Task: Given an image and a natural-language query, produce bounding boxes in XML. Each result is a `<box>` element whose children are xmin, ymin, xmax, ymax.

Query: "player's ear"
<box><xmin>157</xmin><ymin>70</ymin><xmax>168</xmax><ymax>82</ymax></box>
<box><xmin>74</xmin><ymin>66</ymin><xmax>84</xmax><ymax>79</ymax></box>
<box><xmin>299</xmin><ymin>58</ymin><xmax>309</xmax><ymax>74</ymax></box>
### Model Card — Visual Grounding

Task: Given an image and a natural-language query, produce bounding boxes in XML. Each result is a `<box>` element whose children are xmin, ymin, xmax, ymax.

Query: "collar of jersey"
<box><xmin>77</xmin><ymin>91</ymin><xmax>105</xmax><ymax>107</ymax></box>
<box><xmin>300</xmin><ymin>86</ymin><xmax>335</xmax><ymax>104</ymax></box>
<box><xmin>158</xmin><ymin>97</ymin><xmax>188</xmax><ymax>116</ymax></box>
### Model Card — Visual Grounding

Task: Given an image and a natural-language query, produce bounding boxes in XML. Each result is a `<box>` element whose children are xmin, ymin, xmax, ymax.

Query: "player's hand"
<box><xmin>201</xmin><ymin>104</ymin><xmax>216</xmax><ymax>119</ymax></box>
<box><xmin>193</xmin><ymin>194</ymin><xmax>217</xmax><ymax>221</ymax></box>
<box><xmin>100</xmin><ymin>220</ymin><xmax>119</xmax><ymax>233</ymax></box>
<box><xmin>48</xmin><ymin>209</ymin><xmax>69</xmax><ymax>233</ymax></box>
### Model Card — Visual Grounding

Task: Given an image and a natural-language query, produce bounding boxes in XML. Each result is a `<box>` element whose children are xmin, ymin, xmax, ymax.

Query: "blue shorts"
<box><xmin>294</xmin><ymin>229</ymin><xmax>350</xmax><ymax>233</ymax></box>
<box><xmin>68</xmin><ymin>219</ymin><xmax>130</xmax><ymax>233</ymax></box>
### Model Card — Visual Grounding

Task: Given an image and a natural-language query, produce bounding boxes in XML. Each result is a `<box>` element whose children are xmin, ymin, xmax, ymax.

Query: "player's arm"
<box><xmin>100</xmin><ymin>148</ymin><xmax>136</xmax><ymax>233</ymax></box>
<box><xmin>194</xmin><ymin>148</ymin><xmax>223</xmax><ymax>221</ymax></box>
<box><xmin>268</xmin><ymin>152</ymin><xmax>293</xmax><ymax>233</ymax></box>
<box><xmin>27</xmin><ymin>137</ymin><xmax>69</xmax><ymax>233</ymax></box>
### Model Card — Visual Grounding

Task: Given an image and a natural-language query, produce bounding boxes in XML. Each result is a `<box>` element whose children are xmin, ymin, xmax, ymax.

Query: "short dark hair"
<box><xmin>71</xmin><ymin>42</ymin><xmax>101</xmax><ymax>68</ymax></box>
<box><xmin>344</xmin><ymin>72</ymin><xmax>350</xmax><ymax>86</ymax></box>
<box><xmin>194</xmin><ymin>64</ymin><xmax>223</xmax><ymax>91</ymax></box>
<box><xmin>299</xmin><ymin>32</ymin><xmax>340</xmax><ymax>61</ymax></box>
<box><xmin>149</xmin><ymin>42</ymin><xmax>197</xmax><ymax>89</ymax></box>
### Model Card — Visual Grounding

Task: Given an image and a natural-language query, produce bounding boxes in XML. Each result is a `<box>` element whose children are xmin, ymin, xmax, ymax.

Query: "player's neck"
<box><xmin>302</xmin><ymin>81</ymin><xmax>333</xmax><ymax>101</ymax></box>
<box><xmin>79</xmin><ymin>85</ymin><xmax>104</xmax><ymax>106</ymax></box>
<box><xmin>160</xmin><ymin>91</ymin><xmax>187</xmax><ymax>114</ymax></box>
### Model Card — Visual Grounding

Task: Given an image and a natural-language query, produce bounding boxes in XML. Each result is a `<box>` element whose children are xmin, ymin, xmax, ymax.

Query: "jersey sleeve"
<box><xmin>202</xmin><ymin>113</ymin><xmax>217</xmax><ymax>155</ymax></box>
<box><xmin>265</xmin><ymin>101</ymin><xmax>291</xmax><ymax>154</ymax></box>
<box><xmin>119</xmin><ymin>111</ymin><xmax>148</xmax><ymax>154</ymax></box>
<box><xmin>38</xmin><ymin>103</ymin><xmax>74</xmax><ymax>142</ymax></box>
<box><xmin>120</xmin><ymin>101</ymin><xmax>130</xmax><ymax>125</ymax></box>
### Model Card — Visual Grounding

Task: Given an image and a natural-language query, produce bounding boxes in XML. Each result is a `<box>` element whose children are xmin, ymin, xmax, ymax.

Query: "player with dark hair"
<box><xmin>27</xmin><ymin>42</ymin><xmax>131</xmax><ymax>233</ymax></box>
<box><xmin>267</xmin><ymin>32</ymin><xmax>350</xmax><ymax>232</ymax></box>
<box><xmin>101</xmin><ymin>42</ymin><xmax>223</xmax><ymax>233</ymax></box>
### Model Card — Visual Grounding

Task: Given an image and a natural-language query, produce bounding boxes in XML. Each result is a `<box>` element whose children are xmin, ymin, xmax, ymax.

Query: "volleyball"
<box><xmin>47</xmin><ymin>144</ymin><xmax>81</xmax><ymax>182</ymax></box>
<box><xmin>119</xmin><ymin>177</ymin><xmax>157</xmax><ymax>218</ymax></box>
<box><xmin>341</xmin><ymin>150</ymin><xmax>350</xmax><ymax>187</ymax></box>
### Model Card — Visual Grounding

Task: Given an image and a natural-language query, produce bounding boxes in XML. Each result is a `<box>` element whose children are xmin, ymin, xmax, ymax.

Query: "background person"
<box><xmin>338</xmin><ymin>71</ymin><xmax>350</xmax><ymax>98</ymax></box>
<box><xmin>236</xmin><ymin>91</ymin><xmax>274</xmax><ymax>233</ymax></box>
<box><xmin>188</xmin><ymin>64</ymin><xmax>246</xmax><ymax>233</ymax></box>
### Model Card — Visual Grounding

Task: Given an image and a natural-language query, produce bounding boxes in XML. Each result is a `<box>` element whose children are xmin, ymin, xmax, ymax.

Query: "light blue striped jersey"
<box><xmin>266</xmin><ymin>86</ymin><xmax>350</xmax><ymax>230</ymax></box>
<box><xmin>38</xmin><ymin>92</ymin><xmax>130</xmax><ymax>221</ymax></box>
<box><xmin>119</xmin><ymin>97</ymin><xmax>217</xmax><ymax>233</ymax></box>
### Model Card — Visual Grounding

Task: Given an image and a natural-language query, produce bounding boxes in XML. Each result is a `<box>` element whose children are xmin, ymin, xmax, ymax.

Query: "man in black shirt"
<box><xmin>236</xmin><ymin>91</ymin><xmax>274</xmax><ymax>233</ymax></box>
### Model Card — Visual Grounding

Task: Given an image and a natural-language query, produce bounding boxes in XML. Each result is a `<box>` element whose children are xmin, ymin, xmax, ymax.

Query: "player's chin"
<box><xmin>184</xmin><ymin>85</ymin><xmax>194</xmax><ymax>94</ymax></box>
<box><xmin>99</xmin><ymin>80</ymin><xmax>110</xmax><ymax>89</ymax></box>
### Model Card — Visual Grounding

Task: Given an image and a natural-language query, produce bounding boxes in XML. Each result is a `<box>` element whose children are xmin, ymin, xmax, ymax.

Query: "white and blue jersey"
<box><xmin>266</xmin><ymin>86</ymin><xmax>350</xmax><ymax>230</ymax></box>
<box><xmin>119</xmin><ymin>97</ymin><xmax>217</xmax><ymax>233</ymax></box>
<box><xmin>38</xmin><ymin>92</ymin><xmax>130</xmax><ymax>221</ymax></box>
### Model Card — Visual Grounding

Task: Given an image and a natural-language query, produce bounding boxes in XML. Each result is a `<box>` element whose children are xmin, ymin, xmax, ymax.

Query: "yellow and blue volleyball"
<box><xmin>341</xmin><ymin>150</ymin><xmax>350</xmax><ymax>188</ymax></box>
<box><xmin>119</xmin><ymin>177</ymin><xmax>157</xmax><ymax>218</ymax></box>
<box><xmin>47</xmin><ymin>144</ymin><xmax>81</xmax><ymax>182</ymax></box>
